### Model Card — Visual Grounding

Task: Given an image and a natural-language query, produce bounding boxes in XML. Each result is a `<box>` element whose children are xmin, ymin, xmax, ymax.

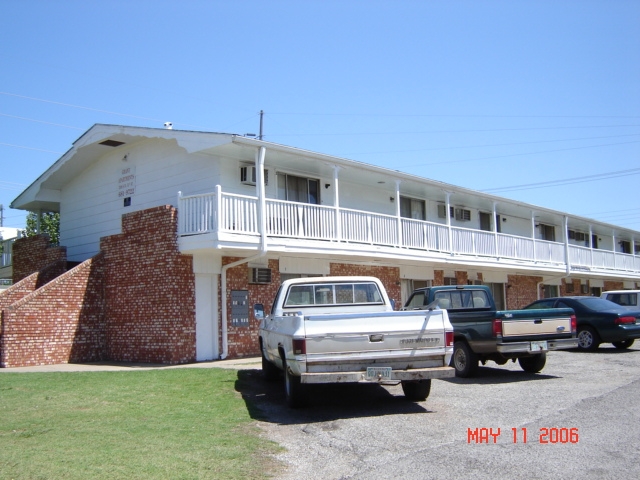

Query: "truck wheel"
<box><xmin>577</xmin><ymin>326</ymin><xmax>600</xmax><ymax>352</ymax></box>
<box><xmin>452</xmin><ymin>341</ymin><xmax>479</xmax><ymax>378</ymax></box>
<box><xmin>612</xmin><ymin>339</ymin><xmax>635</xmax><ymax>349</ymax></box>
<box><xmin>261</xmin><ymin>349</ymin><xmax>281</xmax><ymax>381</ymax></box>
<box><xmin>283</xmin><ymin>359</ymin><xmax>308</xmax><ymax>408</ymax></box>
<box><xmin>518</xmin><ymin>353</ymin><xmax>546</xmax><ymax>373</ymax></box>
<box><xmin>401</xmin><ymin>380</ymin><xmax>431</xmax><ymax>401</ymax></box>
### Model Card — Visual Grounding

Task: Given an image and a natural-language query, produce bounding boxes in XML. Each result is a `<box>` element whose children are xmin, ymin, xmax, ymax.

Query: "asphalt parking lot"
<box><xmin>4</xmin><ymin>348</ymin><xmax>638</xmax><ymax>479</ymax></box>
<box><xmin>236</xmin><ymin>346</ymin><xmax>640</xmax><ymax>480</ymax></box>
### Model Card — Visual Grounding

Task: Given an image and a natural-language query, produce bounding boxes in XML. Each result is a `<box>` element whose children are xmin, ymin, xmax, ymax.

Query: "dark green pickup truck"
<box><xmin>403</xmin><ymin>285</ymin><xmax>579</xmax><ymax>377</ymax></box>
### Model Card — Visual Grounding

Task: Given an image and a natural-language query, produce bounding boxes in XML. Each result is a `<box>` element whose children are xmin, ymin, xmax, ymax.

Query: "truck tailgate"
<box><xmin>500</xmin><ymin>308</ymin><xmax>574</xmax><ymax>339</ymax></box>
<box><xmin>302</xmin><ymin>309</ymin><xmax>449</xmax><ymax>370</ymax></box>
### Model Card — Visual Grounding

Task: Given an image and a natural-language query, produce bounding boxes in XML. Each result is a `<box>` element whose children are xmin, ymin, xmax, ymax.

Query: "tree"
<box><xmin>25</xmin><ymin>211</ymin><xmax>60</xmax><ymax>245</ymax></box>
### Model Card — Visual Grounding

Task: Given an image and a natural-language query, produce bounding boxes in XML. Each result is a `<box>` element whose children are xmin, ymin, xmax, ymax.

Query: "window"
<box><xmin>565</xmin><ymin>282</ymin><xmax>575</xmax><ymax>293</ymax></box>
<box><xmin>277</xmin><ymin>173</ymin><xmax>319</xmax><ymax>204</ymax></box>
<box><xmin>479</xmin><ymin>212</ymin><xmax>491</xmax><ymax>232</ymax></box>
<box><xmin>437</xmin><ymin>204</ymin><xmax>454</xmax><ymax>219</ymax></box>
<box><xmin>405</xmin><ymin>291</ymin><xmax>426</xmax><ymax>309</ymax></box>
<box><xmin>284</xmin><ymin>282</ymin><xmax>384</xmax><ymax>306</ymax></box>
<box><xmin>400</xmin><ymin>196</ymin><xmax>426</xmax><ymax>220</ymax></box>
<box><xmin>607</xmin><ymin>293</ymin><xmax>637</xmax><ymax>307</ymax></box>
<box><xmin>620</xmin><ymin>240</ymin><xmax>631</xmax><ymax>254</ymax></box>
<box><xmin>539</xmin><ymin>224</ymin><xmax>556</xmax><ymax>242</ymax></box>
<box><xmin>432</xmin><ymin>290</ymin><xmax>491</xmax><ymax>310</ymax></box>
<box><xmin>543</xmin><ymin>285</ymin><xmax>559</xmax><ymax>298</ymax></box>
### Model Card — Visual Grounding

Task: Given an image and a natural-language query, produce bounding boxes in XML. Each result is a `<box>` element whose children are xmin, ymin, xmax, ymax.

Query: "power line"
<box><xmin>482</xmin><ymin>168</ymin><xmax>640</xmax><ymax>193</ymax></box>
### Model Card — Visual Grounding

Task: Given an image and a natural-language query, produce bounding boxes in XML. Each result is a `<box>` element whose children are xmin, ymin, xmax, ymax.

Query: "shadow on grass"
<box><xmin>234</xmin><ymin>369</ymin><xmax>432</xmax><ymax>425</ymax></box>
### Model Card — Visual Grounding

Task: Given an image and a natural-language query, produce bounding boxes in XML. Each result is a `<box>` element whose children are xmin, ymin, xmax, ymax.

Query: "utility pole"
<box><xmin>0</xmin><ymin>204</ymin><xmax>3</xmax><ymax>227</ymax></box>
<box><xmin>258</xmin><ymin>110</ymin><xmax>264</xmax><ymax>140</ymax></box>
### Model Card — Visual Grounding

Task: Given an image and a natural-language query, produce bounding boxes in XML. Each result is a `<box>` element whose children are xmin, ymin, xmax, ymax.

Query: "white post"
<box><xmin>395</xmin><ymin>180</ymin><xmax>402</xmax><ymax>248</ymax></box>
<box><xmin>333</xmin><ymin>166</ymin><xmax>341</xmax><ymax>242</ymax></box>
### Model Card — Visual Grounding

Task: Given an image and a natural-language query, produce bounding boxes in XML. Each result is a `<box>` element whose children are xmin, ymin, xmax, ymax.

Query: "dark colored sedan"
<box><xmin>523</xmin><ymin>297</ymin><xmax>640</xmax><ymax>351</ymax></box>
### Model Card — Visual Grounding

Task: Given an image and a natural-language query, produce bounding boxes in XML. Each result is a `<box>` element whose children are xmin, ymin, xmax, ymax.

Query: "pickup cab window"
<box><xmin>434</xmin><ymin>290</ymin><xmax>490</xmax><ymax>309</ymax></box>
<box><xmin>284</xmin><ymin>282</ymin><xmax>383</xmax><ymax>306</ymax></box>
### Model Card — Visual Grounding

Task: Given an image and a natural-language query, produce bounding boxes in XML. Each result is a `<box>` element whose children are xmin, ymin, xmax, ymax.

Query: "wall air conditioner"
<box><xmin>455</xmin><ymin>208</ymin><xmax>471</xmax><ymax>221</ymax></box>
<box><xmin>250</xmin><ymin>268</ymin><xmax>272</xmax><ymax>284</ymax></box>
<box><xmin>240</xmin><ymin>165</ymin><xmax>269</xmax><ymax>186</ymax></box>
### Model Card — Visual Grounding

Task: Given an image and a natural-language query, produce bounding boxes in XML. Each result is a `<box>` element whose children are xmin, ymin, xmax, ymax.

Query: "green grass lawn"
<box><xmin>0</xmin><ymin>368</ymin><xmax>282</xmax><ymax>479</ymax></box>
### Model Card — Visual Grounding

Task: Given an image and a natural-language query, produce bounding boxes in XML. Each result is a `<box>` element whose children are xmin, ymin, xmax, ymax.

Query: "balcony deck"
<box><xmin>177</xmin><ymin>189</ymin><xmax>640</xmax><ymax>277</ymax></box>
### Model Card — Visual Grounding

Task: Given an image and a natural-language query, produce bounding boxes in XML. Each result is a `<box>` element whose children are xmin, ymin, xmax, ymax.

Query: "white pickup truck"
<box><xmin>255</xmin><ymin>276</ymin><xmax>455</xmax><ymax>407</ymax></box>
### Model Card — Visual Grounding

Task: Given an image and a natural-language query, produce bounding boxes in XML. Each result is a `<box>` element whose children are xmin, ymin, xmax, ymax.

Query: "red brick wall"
<box><xmin>12</xmin><ymin>235</ymin><xmax>67</xmax><ymax>283</ymax></box>
<box><xmin>506</xmin><ymin>275</ymin><xmax>544</xmax><ymax>309</ymax></box>
<box><xmin>330</xmin><ymin>263</ymin><xmax>401</xmax><ymax>307</ymax></box>
<box><xmin>101</xmin><ymin>206</ymin><xmax>196</xmax><ymax>364</ymax></box>
<box><xmin>0</xmin><ymin>272</ymin><xmax>40</xmax><ymax>314</ymax></box>
<box><xmin>223</xmin><ymin>257</ymin><xmax>282</xmax><ymax>358</ymax></box>
<box><xmin>1</xmin><ymin>255</ymin><xmax>106</xmax><ymax>367</ymax></box>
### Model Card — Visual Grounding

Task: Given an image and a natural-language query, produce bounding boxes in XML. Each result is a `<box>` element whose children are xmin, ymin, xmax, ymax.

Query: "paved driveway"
<box><xmin>236</xmin><ymin>347</ymin><xmax>640</xmax><ymax>480</ymax></box>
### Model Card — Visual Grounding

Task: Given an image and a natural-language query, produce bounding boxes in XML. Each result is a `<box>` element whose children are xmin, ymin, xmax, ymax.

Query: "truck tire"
<box><xmin>452</xmin><ymin>341</ymin><xmax>479</xmax><ymax>378</ymax></box>
<box><xmin>283</xmin><ymin>359</ymin><xmax>308</xmax><ymax>408</ymax></box>
<box><xmin>612</xmin><ymin>339</ymin><xmax>635</xmax><ymax>349</ymax></box>
<box><xmin>518</xmin><ymin>353</ymin><xmax>546</xmax><ymax>373</ymax></box>
<box><xmin>261</xmin><ymin>348</ymin><xmax>281</xmax><ymax>381</ymax></box>
<box><xmin>577</xmin><ymin>326</ymin><xmax>600</xmax><ymax>352</ymax></box>
<box><xmin>401</xmin><ymin>380</ymin><xmax>431</xmax><ymax>401</ymax></box>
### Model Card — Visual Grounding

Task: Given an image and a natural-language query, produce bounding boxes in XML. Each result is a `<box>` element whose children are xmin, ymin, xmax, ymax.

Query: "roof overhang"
<box><xmin>10</xmin><ymin>124</ymin><xmax>236</xmax><ymax>212</ymax></box>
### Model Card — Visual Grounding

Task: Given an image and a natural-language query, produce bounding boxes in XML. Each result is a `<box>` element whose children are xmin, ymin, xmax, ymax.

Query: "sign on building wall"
<box><xmin>118</xmin><ymin>166</ymin><xmax>136</xmax><ymax>199</ymax></box>
<box><xmin>231</xmin><ymin>290</ymin><xmax>250</xmax><ymax>327</ymax></box>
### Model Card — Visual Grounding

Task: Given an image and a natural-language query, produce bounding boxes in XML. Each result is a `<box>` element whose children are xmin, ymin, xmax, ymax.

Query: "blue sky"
<box><xmin>1</xmin><ymin>0</ymin><xmax>639</xmax><ymax>232</ymax></box>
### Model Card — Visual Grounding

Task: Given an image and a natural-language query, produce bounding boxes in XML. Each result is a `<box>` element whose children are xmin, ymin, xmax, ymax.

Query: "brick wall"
<box><xmin>1</xmin><ymin>255</ymin><xmax>105</xmax><ymax>367</ymax></box>
<box><xmin>330</xmin><ymin>263</ymin><xmax>401</xmax><ymax>306</ymax></box>
<box><xmin>101</xmin><ymin>206</ymin><xmax>196</xmax><ymax>364</ymax></box>
<box><xmin>223</xmin><ymin>257</ymin><xmax>281</xmax><ymax>358</ymax></box>
<box><xmin>12</xmin><ymin>235</ymin><xmax>67</xmax><ymax>283</ymax></box>
<box><xmin>506</xmin><ymin>275</ymin><xmax>544</xmax><ymax>309</ymax></box>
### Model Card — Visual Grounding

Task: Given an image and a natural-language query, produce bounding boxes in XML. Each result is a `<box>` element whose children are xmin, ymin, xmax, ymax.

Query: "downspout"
<box><xmin>219</xmin><ymin>145</ymin><xmax>268</xmax><ymax>359</ymax></box>
<box><xmin>445</xmin><ymin>192</ymin><xmax>453</xmax><ymax>254</ymax></box>
<box><xmin>563</xmin><ymin>215</ymin><xmax>571</xmax><ymax>276</ymax></box>
<box><xmin>395</xmin><ymin>180</ymin><xmax>402</xmax><ymax>247</ymax></box>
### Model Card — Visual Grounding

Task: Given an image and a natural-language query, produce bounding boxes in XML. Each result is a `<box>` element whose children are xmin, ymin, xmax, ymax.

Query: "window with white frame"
<box><xmin>400</xmin><ymin>196</ymin><xmax>426</xmax><ymax>220</ymax></box>
<box><xmin>277</xmin><ymin>173</ymin><xmax>320</xmax><ymax>205</ymax></box>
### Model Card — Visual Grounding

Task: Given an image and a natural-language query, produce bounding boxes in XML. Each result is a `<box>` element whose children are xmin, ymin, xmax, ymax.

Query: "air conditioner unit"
<box><xmin>250</xmin><ymin>268</ymin><xmax>272</xmax><ymax>284</ymax></box>
<box><xmin>455</xmin><ymin>208</ymin><xmax>471</xmax><ymax>221</ymax></box>
<box><xmin>240</xmin><ymin>166</ymin><xmax>269</xmax><ymax>186</ymax></box>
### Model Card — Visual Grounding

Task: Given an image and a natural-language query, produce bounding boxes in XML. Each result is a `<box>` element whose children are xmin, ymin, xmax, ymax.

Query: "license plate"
<box><xmin>366</xmin><ymin>367</ymin><xmax>392</xmax><ymax>380</ymax></box>
<box><xmin>530</xmin><ymin>341</ymin><xmax>548</xmax><ymax>352</ymax></box>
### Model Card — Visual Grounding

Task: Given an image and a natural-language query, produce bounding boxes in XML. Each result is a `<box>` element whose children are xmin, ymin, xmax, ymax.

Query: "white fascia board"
<box><xmin>11</xmin><ymin>125</ymin><xmax>235</xmax><ymax>210</ymax></box>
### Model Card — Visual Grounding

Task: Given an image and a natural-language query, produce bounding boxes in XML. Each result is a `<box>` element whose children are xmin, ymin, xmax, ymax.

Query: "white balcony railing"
<box><xmin>178</xmin><ymin>190</ymin><xmax>640</xmax><ymax>275</ymax></box>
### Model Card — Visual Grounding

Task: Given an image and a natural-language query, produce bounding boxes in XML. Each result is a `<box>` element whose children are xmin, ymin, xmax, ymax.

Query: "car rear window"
<box><xmin>606</xmin><ymin>293</ymin><xmax>637</xmax><ymax>307</ymax></box>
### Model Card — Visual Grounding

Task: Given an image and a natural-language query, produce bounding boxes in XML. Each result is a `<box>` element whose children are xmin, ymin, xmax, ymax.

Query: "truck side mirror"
<box><xmin>254</xmin><ymin>303</ymin><xmax>265</xmax><ymax>319</ymax></box>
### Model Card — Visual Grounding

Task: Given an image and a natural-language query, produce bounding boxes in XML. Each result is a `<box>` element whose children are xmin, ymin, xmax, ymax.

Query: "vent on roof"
<box><xmin>100</xmin><ymin>139</ymin><xmax>126</xmax><ymax>147</ymax></box>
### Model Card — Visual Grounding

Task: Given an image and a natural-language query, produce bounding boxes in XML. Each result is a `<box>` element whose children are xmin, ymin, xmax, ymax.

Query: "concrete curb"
<box><xmin>0</xmin><ymin>357</ymin><xmax>263</xmax><ymax>373</ymax></box>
